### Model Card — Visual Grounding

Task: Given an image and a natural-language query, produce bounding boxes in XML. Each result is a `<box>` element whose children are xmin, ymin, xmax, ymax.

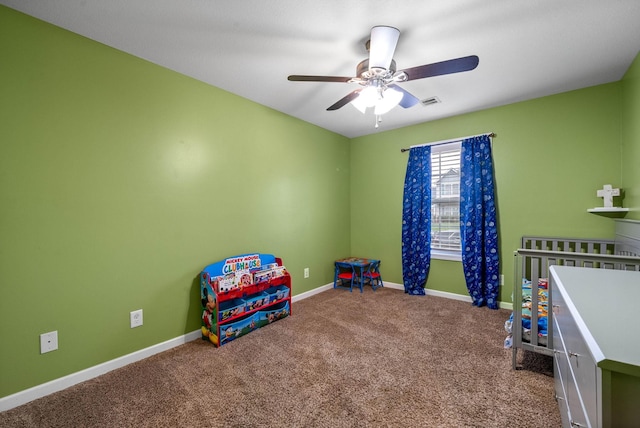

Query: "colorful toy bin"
<box><xmin>256</xmin><ymin>301</ymin><xmax>290</xmax><ymax>328</ymax></box>
<box><xmin>219</xmin><ymin>313</ymin><xmax>258</xmax><ymax>346</ymax></box>
<box><xmin>265</xmin><ymin>285</ymin><xmax>290</xmax><ymax>304</ymax></box>
<box><xmin>218</xmin><ymin>298</ymin><xmax>245</xmax><ymax>322</ymax></box>
<box><xmin>245</xmin><ymin>292</ymin><xmax>269</xmax><ymax>312</ymax></box>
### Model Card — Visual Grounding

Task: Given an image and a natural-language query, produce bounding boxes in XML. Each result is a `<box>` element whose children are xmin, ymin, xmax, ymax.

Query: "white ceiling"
<box><xmin>3</xmin><ymin>0</ymin><xmax>640</xmax><ymax>138</ymax></box>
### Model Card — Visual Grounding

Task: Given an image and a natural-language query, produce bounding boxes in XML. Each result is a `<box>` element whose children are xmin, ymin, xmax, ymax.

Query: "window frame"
<box><xmin>430</xmin><ymin>141</ymin><xmax>462</xmax><ymax>262</ymax></box>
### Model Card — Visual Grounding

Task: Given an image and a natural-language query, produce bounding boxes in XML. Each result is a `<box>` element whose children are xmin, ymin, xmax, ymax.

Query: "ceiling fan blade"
<box><xmin>288</xmin><ymin>75</ymin><xmax>353</xmax><ymax>83</ymax></box>
<box><xmin>368</xmin><ymin>26</ymin><xmax>400</xmax><ymax>71</ymax></box>
<box><xmin>399</xmin><ymin>55</ymin><xmax>479</xmax><ymax>81</ymax></box>
<box><xmin>327</xmin><ymin>89</ymin><xmax>362</xmax><ymax>111</ymax></box>
<box><xmin>388</xmin><ymin>84</ymin><xmax>421</xmax><ymax>108</ymax></box>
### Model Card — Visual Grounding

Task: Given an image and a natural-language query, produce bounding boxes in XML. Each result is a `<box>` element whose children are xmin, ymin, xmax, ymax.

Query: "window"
<box><xmin>430</xmin><ymin>142</ymin><xmax>461</xmax><ymax>257</ymax></box>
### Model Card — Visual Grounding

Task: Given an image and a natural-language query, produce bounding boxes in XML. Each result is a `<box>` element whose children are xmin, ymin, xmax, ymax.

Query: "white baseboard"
<box><xmin>0</xmin><ymin>330</ymin><xmax>202</xmax><ymax>412</ymax></box>
<box><xmin>499</xmin><ymin>301</ymin><xmax>513</xmax><ymax>310</ymax></box>
<box><xmin>291</xmin><ymin>282</ymin><xmax>333</xmax><ymax>302</ymax></box>
<box><xmin>1</xmin><ymin>280</ymin><xmax>511</xmax><ymax>411</ymax></box>
<box><xmin>1</xmin><ymin>285</ymin><xmax>330</xmax><ymax>412</ymax></box>
<box><xmin>383</xmin><ymin>281</ymin><xmax>513</xmax><ymax>310</ymax></box>
<box><xmin>383</xmin><ymin>281</ymin><xmax>474</xmax><ymax>302</ymax></box>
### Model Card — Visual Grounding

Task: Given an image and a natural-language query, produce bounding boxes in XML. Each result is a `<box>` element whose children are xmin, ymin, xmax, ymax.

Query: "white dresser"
<box><xmin>550</xmin><ymin>266</ymin><xmax>640</xmax><ymax>428</ymax></box>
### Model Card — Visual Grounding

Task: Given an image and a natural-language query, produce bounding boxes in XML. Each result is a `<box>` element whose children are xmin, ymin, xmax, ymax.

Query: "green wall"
<box><xmin>622</xmin><ymin>53</ymin><xmax>640</xmax><ymax>219</ymax></box>
<box><xmin>2</xmin><ymin>4</ymin><xmax>639</xmax><ymax>402</ymax></box>
<box><xmin>351</xmin><ymin>82</ymin><xmax>625</xmax><ymax>303</ymax></box>
<box><xmin>0</xmin><ymin>6</ymin><xmax>350</xmax><ymax>398</ymax></box>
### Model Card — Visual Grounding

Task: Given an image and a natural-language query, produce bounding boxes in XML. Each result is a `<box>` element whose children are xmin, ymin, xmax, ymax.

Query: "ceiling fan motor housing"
<box><xmin>357</xmin><ymin>59</ymin><xmax>396</xmax><ymax>79</ymax></box>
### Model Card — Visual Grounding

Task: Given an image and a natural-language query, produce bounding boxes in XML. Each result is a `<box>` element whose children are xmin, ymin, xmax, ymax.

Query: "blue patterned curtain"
<box><xmin>401</xmin><ymin>146</ymin><xmax>431</xmax><ymax>295</ymax></box>
<box><xmin>460</xmin><ymin>135</ymin><xmax>499</xmax><ymax>309</ymax></box>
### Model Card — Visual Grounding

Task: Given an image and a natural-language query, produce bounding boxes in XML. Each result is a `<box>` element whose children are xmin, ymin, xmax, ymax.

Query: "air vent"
<box><xmin>421</xmin><ymin>96</ymin><xmax>441</xmax><ymax>106</ymax></box>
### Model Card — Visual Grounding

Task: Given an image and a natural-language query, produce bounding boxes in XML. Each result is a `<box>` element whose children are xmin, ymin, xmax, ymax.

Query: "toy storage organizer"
<box><xmin>200</xmin><ymin>253</ymin><xmax>291</xmax><ymax>347</ymax></box>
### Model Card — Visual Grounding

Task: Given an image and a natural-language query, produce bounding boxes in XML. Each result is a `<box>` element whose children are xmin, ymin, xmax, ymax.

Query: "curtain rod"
<box><xmin>400</xmin><ymin>132</ymin><xmax>496</xmax><ymax>153</ymax></box>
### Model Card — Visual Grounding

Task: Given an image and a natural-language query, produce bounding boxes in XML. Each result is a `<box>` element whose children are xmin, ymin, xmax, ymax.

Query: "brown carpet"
<box><xmin>0</xmin><ymin>288</ymin><xmax>560</xmax><ymax>427</ymax></box>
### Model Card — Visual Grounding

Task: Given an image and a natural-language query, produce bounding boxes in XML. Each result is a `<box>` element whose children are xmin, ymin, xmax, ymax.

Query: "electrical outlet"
<box><xmin>40</xmin><ymin>331</ymin><xmax>58</xmax><ymax>354</ymax></box>
<box><xmin>304</xmin><ymin>267</ymin><xmax>309</xmax><ymax>278</ymax></box>
<box><xmin>500</xmin><ymin>274</ymin><xmax>504</xmax><ymax>286</ymax></box>
<box><xmin>130</xmin><ymin>309</ymin><xmax>143</xmax><ymax>328</ymax></box>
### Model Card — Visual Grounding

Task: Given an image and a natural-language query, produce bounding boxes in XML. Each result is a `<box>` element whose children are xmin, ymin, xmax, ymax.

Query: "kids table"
<box><xmin>334</xmin><ymin>257</ymin><xmax>379</xmax><ymax>291</ymax></box>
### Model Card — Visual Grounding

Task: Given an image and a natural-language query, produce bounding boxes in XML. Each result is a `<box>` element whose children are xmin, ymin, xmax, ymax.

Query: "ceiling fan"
<box><xmin>288</xmin><ymin>26</ymin><xmax>479</xmax><ymax>122</ymax></box>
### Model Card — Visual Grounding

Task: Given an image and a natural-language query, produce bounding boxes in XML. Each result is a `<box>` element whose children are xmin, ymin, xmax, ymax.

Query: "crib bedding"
<box><xmin>520</xmin><ymin>278</ymin><xmax>548</xmax><ymax>336</ymax></box>
<box><xmin>505</xmin><ymin>278</ymin><xmax>548</xmax><ymax>348</ymax></box>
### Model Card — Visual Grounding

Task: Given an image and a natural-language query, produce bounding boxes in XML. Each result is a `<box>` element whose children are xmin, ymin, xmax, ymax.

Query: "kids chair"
<box><xmin>362</xmin><ymin>260</ymin><xmax>383</xmax><ymax>291</ymax></box>
<box><xmin>334</xmin><ymin>262</ymin><xmax>362</xmax><ymax>293</ymax></box>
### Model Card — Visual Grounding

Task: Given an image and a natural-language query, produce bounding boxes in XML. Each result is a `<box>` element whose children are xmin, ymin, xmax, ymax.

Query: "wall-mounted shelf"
<box><xmin>587</xmin><ymin>207</ymin><xmax>629</xmax><ymax>218</ymax></box>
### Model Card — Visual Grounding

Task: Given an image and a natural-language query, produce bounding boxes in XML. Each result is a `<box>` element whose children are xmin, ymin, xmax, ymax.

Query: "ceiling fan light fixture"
<box><xmin>351</xmin><ymin>85</ymin><xmax>378</xmax><ymax>113</ymax></box>
<box><xmin>351</xmin><ymin>84</ymin><xmax>402</xmax><ymax>115</ymax></box>
<box><xmin>374</xmin><ymin>87</ymin><xmax>403</xmax><ymax>115</ymax></box>
<box><xmin>360</xmin><ymin>85</ymin><xmax>379</xmax><ymax>105</ymax></box>
<box><xmin>351</xmin><ymin>94</ymin><xmax>368</xmax><ymax>114</ymax></box>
